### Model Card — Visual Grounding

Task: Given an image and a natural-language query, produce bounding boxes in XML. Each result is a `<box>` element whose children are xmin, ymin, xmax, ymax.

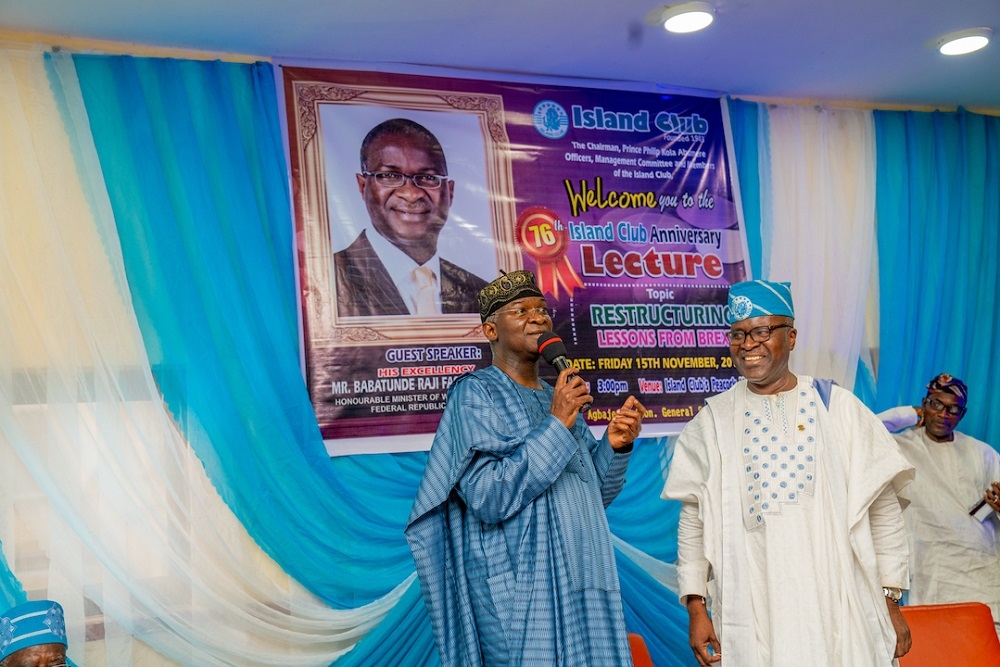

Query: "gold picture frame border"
<box><xmin>289</xmin><ymin>78</ymin><xmax>521</xmax><ymax>348</ymax></box>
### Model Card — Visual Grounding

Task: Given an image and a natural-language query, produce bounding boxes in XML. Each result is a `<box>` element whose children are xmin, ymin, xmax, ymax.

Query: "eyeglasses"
<box><xmin>725</xmin><ymin>324</ymin><xmax>792</xmax><ymax>345</ymax></box>
<box><xmin>491</xmin><ymin>306</ymin><xmax>552</xmax><ymax>319</ymax></box>
<box><xmin>361</xmin><ymin>171</ymin><xmax>448</xmax><ymax>190</ymax></box>
<box><xmin>923</xmin><ymin>397</ymin><xmax>966</xmax><ymax>417</ymax></box>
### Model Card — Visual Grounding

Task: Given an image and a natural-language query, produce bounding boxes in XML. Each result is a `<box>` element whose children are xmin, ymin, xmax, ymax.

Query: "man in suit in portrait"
<box><xmin>333</xmin><ymin>118</ymin><xmax>488</xmax><ymax>317</ymax></box>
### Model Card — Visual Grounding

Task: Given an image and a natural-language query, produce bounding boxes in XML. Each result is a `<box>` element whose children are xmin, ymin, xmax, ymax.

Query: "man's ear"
<box><xmin>482</xmin><ymin>321</ymin><xmax>498</xmax><ymax>342</ymax></box>
<box><xmin>788</xmin><ymin>326</ymin><xmax>797</xmax><ymax>351</ymax></box>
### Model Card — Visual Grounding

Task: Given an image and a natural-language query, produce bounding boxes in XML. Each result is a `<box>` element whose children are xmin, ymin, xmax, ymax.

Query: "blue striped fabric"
<box><xmin>406</xmin><ymin>366</ymin><xmax>633</xmax><ymax>666</ymax></box>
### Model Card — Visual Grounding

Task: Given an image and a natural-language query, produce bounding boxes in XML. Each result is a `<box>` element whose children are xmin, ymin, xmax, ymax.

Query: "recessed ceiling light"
<box><xmin>644</xmin><ymin>2</ymin><xmax>715</xmax><ymax>34</ymax></box>
<box><xmin>932</xmin><ymin>27</ymin><xmax>992</xmax><ymax>56</ymax></box>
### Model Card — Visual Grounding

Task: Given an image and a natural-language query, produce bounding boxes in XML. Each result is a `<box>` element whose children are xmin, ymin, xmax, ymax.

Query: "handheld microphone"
<box><xmin>537</xmin><ymin>331</ymin><xmax>591</xmax><ymax>411</ymax></box>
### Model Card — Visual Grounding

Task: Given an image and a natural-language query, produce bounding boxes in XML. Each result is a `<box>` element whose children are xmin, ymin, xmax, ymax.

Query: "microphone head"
<box><xmin>537</xmin><ymin>331</ymin><xmax>568</xmax><ymax>365</ymax></box>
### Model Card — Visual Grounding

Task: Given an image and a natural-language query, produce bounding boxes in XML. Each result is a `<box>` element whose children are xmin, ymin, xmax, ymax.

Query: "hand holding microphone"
<box><xmin>538</xmin><ymin>332</ymin><xmax>592</xmax><ymax>426</ymax></box>
<box><xmin>537</xmin><ymin>332</ymin><xmax>645</xmax><ymax>445</ymax></box>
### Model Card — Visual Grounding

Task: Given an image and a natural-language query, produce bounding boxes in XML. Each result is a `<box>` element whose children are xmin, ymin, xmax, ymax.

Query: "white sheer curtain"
<box><xmin>762</xmin><ymin>104</ymin><xmax>876</xmax><ymax>389</ymax></box>
<box><xmin>0</xmin><ymin>48</ymin><xmax>409</xmax><ymax>667</ymax></box>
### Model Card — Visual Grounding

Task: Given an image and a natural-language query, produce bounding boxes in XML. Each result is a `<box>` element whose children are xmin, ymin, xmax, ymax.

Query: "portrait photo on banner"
<box><xmin>286</xmin><ymin>71</ymin><xmax>523</xmax><ymax>346</ymax></box>
<box><xmin>322</xmin><ymin>107</ymin><xmax>495</xmax><ymax>314</ymax></box>
<box><xmin>284</xmin><ymin>68</ymin><xmax>522</xmax><ymax>441</ymax></box>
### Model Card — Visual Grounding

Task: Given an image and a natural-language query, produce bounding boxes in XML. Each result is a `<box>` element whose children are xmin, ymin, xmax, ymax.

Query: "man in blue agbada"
<box><xmin>405</xmin><ymin>270</ymin><xmax>645</xmax><ymax>666</ymax></box>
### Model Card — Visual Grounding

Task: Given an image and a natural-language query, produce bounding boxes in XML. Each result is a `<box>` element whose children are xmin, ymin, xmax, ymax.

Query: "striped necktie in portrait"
<box><xmin>412</xmin><ymin>265</ymin><xmax>438</xmax><ymax>315</ymax></box>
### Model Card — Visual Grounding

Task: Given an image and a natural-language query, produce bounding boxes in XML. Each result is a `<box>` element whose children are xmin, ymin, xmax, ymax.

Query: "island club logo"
<box><xmin>533</xmin><ymin>100</ymin><xmax>570</xmax><ymax>139</ymax></box>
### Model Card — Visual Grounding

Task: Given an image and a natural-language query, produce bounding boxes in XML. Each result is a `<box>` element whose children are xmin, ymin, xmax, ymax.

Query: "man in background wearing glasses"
<box><xmin>406</xmin><ymin>270</ymin><xmax>645</xmax><ymax>666</ymax></box>
<box><xmin>333</xmin><ymin>118</ymin><xmax>487</xmax><ymax>317</ymax></box>
<box><xmin>662</xmin><ymin>279</ymin><xmax>915</xmax><ymax>666</ymax></box>
<box><xmin>879</xmin><ymin>374</ymin><xmax>1000</xmax><ymax>638</ymax></box>
<box><xmin>0</xmin><ymin>600</ymin><xmax>68</xmax><ymax>667</ymax></box>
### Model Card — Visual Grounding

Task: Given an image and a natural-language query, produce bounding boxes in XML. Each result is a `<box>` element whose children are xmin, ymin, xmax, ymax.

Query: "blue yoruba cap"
<box><xmin>727</xmin><ymin>280</ymin><xmax>794</xmax><ymax>324</ymax></box>
<box><xmin>0</xmin><ymin>600</ymin><xmax>67</xmax><ymax>659</ymax></box>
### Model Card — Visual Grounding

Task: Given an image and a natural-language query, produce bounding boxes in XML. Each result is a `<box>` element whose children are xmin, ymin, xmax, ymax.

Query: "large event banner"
<box><xmin>283</xmin><ymin>66</ymin><xmax>748</xmax><ymax>445</ymax></box>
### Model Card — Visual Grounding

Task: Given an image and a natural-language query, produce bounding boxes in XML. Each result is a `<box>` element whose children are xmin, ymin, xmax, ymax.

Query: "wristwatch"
<box><xmin>882</xmin><ymin>587</ymin><xmax>903</xmax><ymax>603</ymax></box>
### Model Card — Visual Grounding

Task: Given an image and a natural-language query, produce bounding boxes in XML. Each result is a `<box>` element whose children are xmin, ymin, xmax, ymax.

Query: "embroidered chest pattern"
<box><xmin>741</xmin><ymin>388</ymin><xmax>819</xmax><ymax>530</ymax></box>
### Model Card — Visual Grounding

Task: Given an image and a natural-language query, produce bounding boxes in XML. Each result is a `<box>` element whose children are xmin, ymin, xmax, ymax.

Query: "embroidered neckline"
<box><xmin>740</xmin><ymin>382</ymin><xmax>819</xmax><ymax>531</ymax></box>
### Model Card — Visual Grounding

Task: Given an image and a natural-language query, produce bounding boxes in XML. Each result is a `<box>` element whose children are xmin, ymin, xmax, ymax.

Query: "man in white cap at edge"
<box><xmin>0</xmin><ymin>599</ymin><xmax>68</xmax><ymax>667</ymax></box>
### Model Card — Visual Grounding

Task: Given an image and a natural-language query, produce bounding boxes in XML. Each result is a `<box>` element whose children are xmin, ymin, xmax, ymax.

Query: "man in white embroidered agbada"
<box><xmin>879</xmin><ymin>373</ymin><xmax>1000</xmax><ymax>638</ymax></box>
<box><xmin>406</xmin><ymin>270</ymin><xmax>644</xmax><ymax>666</ymax></box>
<box><xmin>662</xmin><ymin>279</ymin><xmax>915</xmax><ymax>666</ymax></box>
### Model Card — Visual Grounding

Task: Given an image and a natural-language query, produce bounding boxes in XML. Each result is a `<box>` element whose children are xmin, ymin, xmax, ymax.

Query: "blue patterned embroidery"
<box><xmin>45</xmin><ymin>604</ymin><xmax>66</xmax><ymax>638</ymax></box>
<box><xmin>0</xmin><ymin>617</ymin><xmax>13</xmax><ymax>652</ymax></box>
<box><xmin>740</xmin><ymin>381</ymin><xmax>820</xmax><ymax>531</ymax></box>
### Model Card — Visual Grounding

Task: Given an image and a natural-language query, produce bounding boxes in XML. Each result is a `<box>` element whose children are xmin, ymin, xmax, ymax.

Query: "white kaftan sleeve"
<box><xmin>877</xmin><ymin>406</ymin><xmax>920</xmax><ymax>433</ymax></box>
<box><xmin>676</xmin><ymin>501</ymin><xmax>711</xmax><ymax>602</ymax></box>
<box><xmin>868</xmin><ymin>484</ymin><xmax>910</xmax><ymax>589</ymax></box>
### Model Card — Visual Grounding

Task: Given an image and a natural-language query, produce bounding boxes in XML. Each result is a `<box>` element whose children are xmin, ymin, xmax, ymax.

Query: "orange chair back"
<box><xmin>628</xmin><ymin>632</ymin><xmax>654</xmax><ymax>667</ymax></box>
<box><xmin>899</xmin><ymin>602</ymin><xmax>1000</xmax><ymax>666</ymax></box>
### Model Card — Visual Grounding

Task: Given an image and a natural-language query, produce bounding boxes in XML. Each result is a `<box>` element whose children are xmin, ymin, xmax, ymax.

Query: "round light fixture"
<box><xmin>644</xmin><ymin>2</ymin><xmax>715</xmax><ymax>34</ymax></box>
<box><xmin>933</xmin><ymin>27</ymin><xmax>992</xmax><ymax>56</ymax></box>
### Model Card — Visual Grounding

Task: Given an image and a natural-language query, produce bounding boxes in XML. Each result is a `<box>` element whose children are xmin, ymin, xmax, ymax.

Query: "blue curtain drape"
<box><xmin>609</xmin><ymin>438</ymin><xmax>691</xmax><ymax>665</ymax></box>
<box><xmin>61</xmin><ymin>54</ymin><xmax>693</xmax><ymax>664</ymax></box>
<box><xmin>726</xmin><ymin>97</ymin><xmax>764</xmax><ymax>279</ymax></box>
<box><xmin>873</xmin><ymin>108</ymin><xmax>1000</xmax><ymax>445</ymax></box>
<box><xmin>0</xmin><ymin>550</ymin><xmax>25</xmax><ymax>613</ymax></box>
<box><xmin>68</xmin><ymin>55</ymin><xmax>415</xmax><ymax>606</ymax></box>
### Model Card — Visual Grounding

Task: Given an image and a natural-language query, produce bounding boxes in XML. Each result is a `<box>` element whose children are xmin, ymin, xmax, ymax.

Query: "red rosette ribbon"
<box><xmin>515</xmin><ymin>206</ymin><xmax>584</xmax><ymax>299</ymax></box>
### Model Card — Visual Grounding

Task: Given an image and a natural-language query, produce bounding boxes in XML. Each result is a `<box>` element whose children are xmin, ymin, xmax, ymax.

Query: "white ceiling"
<box><xmin>2</xmin><ymin>0</ymin><xmax>999</xmax><ymax>110</ymax></box>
